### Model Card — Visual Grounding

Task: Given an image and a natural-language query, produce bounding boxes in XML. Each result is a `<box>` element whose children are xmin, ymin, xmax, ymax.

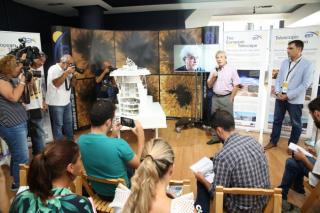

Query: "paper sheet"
<box><xmin>190</xmin><ymin>157</ymin><xmax>215</xmax><ymax>183</ymax></box>
<box><xmin>288</xmin><ymin>143</ymin><xmax>313</xmax><ymax>158</ymax></box>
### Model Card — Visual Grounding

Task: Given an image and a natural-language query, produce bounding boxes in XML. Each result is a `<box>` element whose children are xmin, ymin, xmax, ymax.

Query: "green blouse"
<box><xmin>9</xmin><ymin>187</ymin><xmax>94</xmax><ymax>213</ymax></box>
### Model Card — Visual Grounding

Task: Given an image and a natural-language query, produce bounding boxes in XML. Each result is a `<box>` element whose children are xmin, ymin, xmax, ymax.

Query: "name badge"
<box><xmin>282</xmin><ymin>81</ymin><xmax>288</xmax><ymax>94</ymax></box>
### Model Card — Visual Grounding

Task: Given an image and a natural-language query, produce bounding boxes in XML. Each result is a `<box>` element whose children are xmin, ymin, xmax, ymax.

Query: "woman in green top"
<box><xmin>10</xmin><ymin>141</ymin><xmax>94</xmax><ymax>213</ymax></box>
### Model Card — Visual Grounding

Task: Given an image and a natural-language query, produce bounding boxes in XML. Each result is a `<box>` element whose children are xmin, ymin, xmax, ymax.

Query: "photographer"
<box><xmin>25</xmin><ymin>51</ymin><xmax>47</xmax><ymax>155</ymax></box>
<box><xmin>0</xmin><ymin>55</ymin><xmax>29</xmax><ymax>191</ymax></box>
<box><xmin>46</xmin><ymin>54</ymin><xmax>76</xmax><ymax>141</ymax></box>
<box><xmin>94</xmin><ymin>60</ymin><xmax>118</xmax><ymax>102</ymax></box>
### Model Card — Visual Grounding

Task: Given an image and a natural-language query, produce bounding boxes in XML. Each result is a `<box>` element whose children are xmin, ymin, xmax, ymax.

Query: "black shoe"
<box><xmin>207</xmin><ymin>139</ymin><xmax>221</xmax><ymax>145</ymax></box>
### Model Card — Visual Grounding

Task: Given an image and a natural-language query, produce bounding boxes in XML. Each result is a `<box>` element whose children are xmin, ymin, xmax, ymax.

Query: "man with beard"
<box><xmin>279</xmin><ymin>97</ymin><xmax>320</xmax><ymax>211</ymax></box>
<box><xmin>264</xmin><ymin>40</ymin><xmax>314</xmax><ymax>152</ymax></box>
<box><xmin>194</xmin><ymin>110</ymin><xmax>270</xmax><ymax>213</ymax></box>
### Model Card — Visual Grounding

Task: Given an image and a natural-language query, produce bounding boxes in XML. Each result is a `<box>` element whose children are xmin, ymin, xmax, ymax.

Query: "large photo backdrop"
<box><xmin>52</xmin><ymin>26</ymin><xmax>219</xmax><ymax>129</ymax></box>
<box><xmin>264</xmin><ymin>26</ymin><xmax>320</xmax><ymax>138</ymax></box>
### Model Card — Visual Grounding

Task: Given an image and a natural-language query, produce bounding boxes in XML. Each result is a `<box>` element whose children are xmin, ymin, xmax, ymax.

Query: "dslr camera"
<box><xmin>68</xmin><ymin>63</ymin><xmax>84</xmax><ymax>74</ymax></box>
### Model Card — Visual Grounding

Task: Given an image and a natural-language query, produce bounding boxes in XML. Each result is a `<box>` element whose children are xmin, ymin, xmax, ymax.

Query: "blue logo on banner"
<box><xmin>305</xmin><ymin>31</ymin><xmax>319</xmax><ymax>38</ymax></box>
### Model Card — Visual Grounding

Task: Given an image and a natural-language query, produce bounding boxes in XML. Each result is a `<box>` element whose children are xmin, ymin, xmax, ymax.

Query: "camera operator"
<box><xmin>94</xmin><ymin>60</ymin><xmax>118</xmax><ymax>102</ymax></box>
<box><xmin>46</xmin><ymin>54</ymin><xmax>77</xmax><ymax>142</ymax></box>
<box><xmin>0</xmin><ymin>54</ymin><xmax>29</xmax><ymax>191</ymax></box>
<box><xmin>25</xmin><ymin>51</ymin><xmax>47</xmax><ymax>155</ymax></box>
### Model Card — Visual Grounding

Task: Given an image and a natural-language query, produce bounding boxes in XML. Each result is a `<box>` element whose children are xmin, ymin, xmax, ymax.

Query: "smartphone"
<box><xmin>120</xmin><ymin>117</ymin><xmax>135</xmax><ymax>128</ymax></box>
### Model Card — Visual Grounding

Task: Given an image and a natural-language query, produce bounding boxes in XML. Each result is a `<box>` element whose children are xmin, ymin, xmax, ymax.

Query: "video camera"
<box><xmin>7</xmin><ymin>38</ymin><xmax>45</xmax><ymax>104</ymax></box>
<box><xmin>8</xmin><ymin>38</ymin><xmax>42</xmax><ymax>83</ymax></box>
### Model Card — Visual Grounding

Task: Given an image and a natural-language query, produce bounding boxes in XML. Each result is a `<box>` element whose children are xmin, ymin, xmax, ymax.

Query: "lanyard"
<box><xmin>285</xmin><ymin>59</ymin><xmax>301</xmax><ymax>81</ymax></box>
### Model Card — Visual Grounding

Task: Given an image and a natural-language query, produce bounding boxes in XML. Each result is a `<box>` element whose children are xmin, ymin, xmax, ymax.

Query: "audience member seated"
<box><xmin>194</xmin><ymin>110</ymin><xmax>270</xmax><ymax>213</ymax></box>
<box><xmin>78</xmin><ymin>100</ymin><xmax>145</xmax><ymax>201</ymax></box>
<box><xmin>109</xmin><ymin>138</ymin><xmax>196</xmax><ymax>213</ymax></box>
<box><xmin>9</xmin><ymin>141</ymin><xmax>94</xmax><ymax>213</ymax></box>
<box><xmin>279</xmin><ymin>97</ymin><xmax>320</xmax><ymax>211</ymax></box>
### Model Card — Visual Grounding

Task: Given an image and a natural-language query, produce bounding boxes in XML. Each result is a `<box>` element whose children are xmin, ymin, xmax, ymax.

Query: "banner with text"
<box><xmin>224</xmin><ymin>30</ymin><xmax>269</xmax><ymax>131</ymax></box>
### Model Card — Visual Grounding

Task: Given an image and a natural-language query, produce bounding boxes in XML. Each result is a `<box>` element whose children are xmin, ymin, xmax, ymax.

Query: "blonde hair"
<box><xmin>123</xmin><ymin>138</ymin><xmax>174</xmax><ymax>213</ymax></box>
<box><xmin>0</xmin><ymin>55</ymin><xmax>17</xmax><ymax>76</ymax></box>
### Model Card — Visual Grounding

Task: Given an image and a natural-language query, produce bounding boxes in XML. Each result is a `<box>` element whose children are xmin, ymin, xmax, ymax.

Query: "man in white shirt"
<box><xmin>46</xmin><ymin>54</ymin><xmax>76</xmax><ymax>141</ymax></box>
<box><xmin>25</xmin><ymin>52</ymin><xmax>47</xmax><ymax>154</ymax></box>
<box><xmin>279</xmin><ymin>97</ymin><xmax>320</xmax><ymax>210</ymax></box>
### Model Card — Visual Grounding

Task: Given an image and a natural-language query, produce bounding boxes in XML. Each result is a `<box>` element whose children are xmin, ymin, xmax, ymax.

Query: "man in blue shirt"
<box><xmin>264</xmin><ymin>40</ymin><xmax>314</xmax><ymax>152</ymax></box>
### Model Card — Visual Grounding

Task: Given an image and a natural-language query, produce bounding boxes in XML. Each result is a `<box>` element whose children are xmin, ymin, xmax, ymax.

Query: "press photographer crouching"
<box><xmin>46</xmin><ymin>54</ymin><xmax>82</xmax><ymax>142</ymax></box>
<box><xmin>0</xmin><ymin>54</ymin><xmax>29</xmax><ymax>191</ymax></box>
<box><xmin>94</xmin><ymin>60</ymin><xmax>118</xmax><ymax>103</ymax></box>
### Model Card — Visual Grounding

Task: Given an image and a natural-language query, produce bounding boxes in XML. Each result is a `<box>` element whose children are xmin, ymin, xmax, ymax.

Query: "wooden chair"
<box><xmin>169</xmin><ymin>179</ymin><xmax>192</xmax><ymax>195</ymax></box>
<box><xmin>214</xmin><ymin>186</ymin><xmax>282</xmax><ymax>213</ymax></box>
<box><xmin>301</xmin><ymin>180</ymin><xmax>320</xmax><ymax>213</ymax></box>
<box><xmin>81</xmin><ymin>173</ymin><xmax>125</xmax><ymax>213</ymax></box>
<box><xmin>19</xmin><ymin>164</ymin><xmax>82</xmax><ymax>195</ymax></box>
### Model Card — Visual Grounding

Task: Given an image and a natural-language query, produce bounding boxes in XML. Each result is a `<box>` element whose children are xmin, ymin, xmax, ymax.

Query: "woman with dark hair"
<box><xmin>9</xmin><ymin>142</ymin><xmax>94</xmax><ymax>213</ymax></box>
<box><xmin>0</xmin><ymin>54</ymin><xmax>28</xmax><ymax>191</ymax></box>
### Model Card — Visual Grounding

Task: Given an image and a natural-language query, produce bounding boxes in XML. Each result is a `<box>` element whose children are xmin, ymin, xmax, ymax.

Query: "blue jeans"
<box><xmin>0</xmin><ymin>122</ymin><xmax>29</xmax><ymax>186</ymax></box>
<box><xmin>195</xmin><ymin>181</ymin><xmax>211</xmax><ymax>213</ymax></box>
<box><xmin>28</xmin><ymin>112</ymin><xmax>45</xmax><ymax>155</ymax></box>
<box><xmin>49</xmin><ymin>103</ymin><xmax>73</xmax><ymax>141</ymax></box>
<box><xmin>270</xmin><ymin>99</ymin><xmax>303</xmax><ymax>145</ymax></box>
<box><xmin>279</xmin><ymin>157</ymin><xmax>316</xmax><ymax>200</ymax></box>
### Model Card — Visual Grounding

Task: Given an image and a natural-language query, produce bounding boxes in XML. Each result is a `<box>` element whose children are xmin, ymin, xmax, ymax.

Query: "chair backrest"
<box><xmin>81</xmin><ymin>173</ymin><xmax>126</xmax><ymax>199</ymax></box>
<box><xmin>19</xmin><ymin>164</ymin><xmax>82</xmax><ymax>195</ymax></box>
<box><xmin>81</xmin><ymin>174</ymin><xmax>126</xmax><ymax>213</ymax></box>
<box><xmin>301</xmin><ymin>180</ymin><xmax>320</xmax><ymax>213</ymax></box>
<box><xmin>169</xmin><ymin>179</ymin><xmax>191</xmax><ymax>195</ymax></box>
<box><xmin>214</xmin><ymin>186</ymin><xmax>282</xmax><ymax>213</ymax></box>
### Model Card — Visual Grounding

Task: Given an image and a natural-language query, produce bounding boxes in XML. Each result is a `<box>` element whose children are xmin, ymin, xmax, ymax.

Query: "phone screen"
<box><xmin>121</xmin><ymin>117</ymin><xmax>135</xmax><ymax>128</ymax></box>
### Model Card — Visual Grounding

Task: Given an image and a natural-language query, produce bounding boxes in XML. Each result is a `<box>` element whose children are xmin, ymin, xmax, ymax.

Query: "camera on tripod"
<box><xmin>8</xmin><ymin>38</ymin><xmax>42</xmax><ymax>83</ymax></box>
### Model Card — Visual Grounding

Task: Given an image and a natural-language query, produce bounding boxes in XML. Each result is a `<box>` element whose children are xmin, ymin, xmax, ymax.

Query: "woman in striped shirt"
<box><xmin>0</xmin><ymin>54</ymin><xmax>29</xmax><ymax>191</ymax></box>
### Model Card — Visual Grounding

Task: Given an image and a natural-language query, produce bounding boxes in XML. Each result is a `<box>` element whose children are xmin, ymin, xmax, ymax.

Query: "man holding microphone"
<box><xmin>206</xmin><ymin>50</ymin><xmax>240</xmax><ymax>145</ymax></box>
